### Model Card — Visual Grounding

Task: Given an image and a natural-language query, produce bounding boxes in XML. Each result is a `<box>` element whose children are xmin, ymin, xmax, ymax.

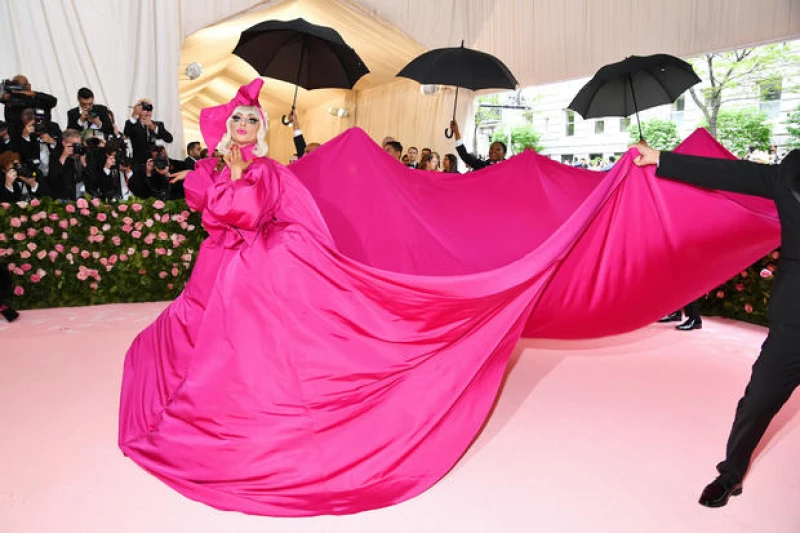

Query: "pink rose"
<box><xmin>158</xmin><ymin>271</ymin><xmax>168</xmax><ymax>279</ymax></box>
<box><xmin>138</xmin><ymin>269</ymin><xmax>147</xmax><ymax>275</ymax></box>
<box><xmin>80</xmin><ymin>250</ymin><xmax>90</xmax><ymax>259</ymax></box>
<box><xmin>145</xmin><ymin>219</ymin><xmax>154</xmax><ymax>228</ymax></box>
<box><xmin>19</xmin><ymin>251</ymin><xmax>31</xmax><ymax>259</ymax></box>
<box><xmin>90</xmin><ymin>226</ymin><xmax>99</xmax><ymax>236</ymax></box>
<box><xmin>79</xmin><ymin>208</ymin><xmax>90</xmax><ymax>216</ymax></box>
<box><xmin>70</xmin><ymin>246</ymin><xmax>79</xmax><ymax>254</ymax></box>
<box><xmin>161</xmin><ymin>214</ymin><xmax>170</xmax><ymax>223</ymax></box>
<box><xmin>109</xmin><ymin>255</ymin><xmax>118</xmax><ymax>265</ymax></box>
<box><xmin>26</xmin><ymin>242</ymin><xmax>37</xmax><ymax>251</ymax></box>
<box><xmin>127</xmin><ymin>247</ymin><xmax>135</xmax><ymax>255</ymax></box>
<box><xmin>76</xmin><ymin>198</ymin><xmax>89</xmax><ymax>209</ymax></box>
<box><xmin>181</xmin><ymin>253</ymin><xmax>192</xmax><ymax>262</ymax></box>
<box><xmin>771</xmin><ymin>251</ymin><xmax>780</xmax><ymax>260</ymax></box>
<box><xmin>134</xmin><ymin>222</ymin><xmax>144</xmax><ymax>231</ymax></box>
<box><xmin>118</xmin><ymin>204</ymin><xmax>128</xmax><ymax>212</ymax></box>
<box><xmin>121</xmin><ymin>224</ymin><xmax>132</xmax><ymax>233</ymax></box>
<box><xmin>69</xmin><ymin>218</ymin><xmax>78</xmax><ymax>226</ymax></box>
<box><xmin>144</xmin><ymin>235</ymin><xmax>155</xmax><ymax>245</ymax></box>
<box><xmin>49</xmin><ymin>213</ymin><xmax>59</xmax><ymax>221</ymax></box>
<box><xmin>100</xmin><ymin>257</ymin><xmax>108</xmax><ymax>266</ymax></box>
<box><xmin>0</xmin><ymin>234</ymin><xmax>6</xmax><ymax>242</ymax></box>
<box><xmin>26</xmin><ymin>228</ymin><xmax>38</xmax><ymax>237</ymax></box>
<box><xmin>171</xmin><ymin>267</ymin><xmax>179</xmax><ymax>276</ymax></box>
<box><xmin>760</xmin><ymin>269</ymin><xmax>772</xmax><ymax>279</ymax></box>
<box><xmin>744</xmin><ymin>303</ymin><xmax>754</xmax><ymax>313</ymax></box>
<box><xmin>123</xmin><ymin>217</ymin><xmax>133</xmax><ymax>225</ymax></box>
<box><xmin>36</xmin><ymin>250</ymin><xmax>46</xmax><ymax>260</ymax></box>
<box><xmin>43</xmin><ymin>226</ymin><xmax>54</xmax><ymax>235</ymax></box>
<box><xmin>111</xmin><ymin>211</ymin><xmax>119</xmax><ymax>218</ymax></box>
<box><xmin>102</xmin><ymin>223</ymin><xmax>111</xmax><ymax>232</ymax></box>
<box><xmin>59</xmin><ymin>220</ymin><xmax>69</xmax><ymax>229</ymax></box>
<box><xmin>19</xmin><ymin>215</ymin><xmax>27</xmax><ymax>223</ymax></box>
<box><xmin>21</xmin><ymin>263</ymin><xmax>32</xmax><ymax>271</ymax></box>
<box><xmin>735</xmin><ymin>283</ymin><xmax>744</xmax><ymax>292</ymax></box>
<box><xmin>155</xmin><ymin>248</ymin><xmax>166</xmax><ymax>256</ymax></box>
<box><xmin>90</xmin><ymin>197</ymin><xmax>101</xmax><ymax>207</ymax></box>
<box><xmin>91</xmin><ymin>251</ymin><xmax>100</xmax><ymax>259</ymax></box>
<box><xmin>10</xmin><ymin>217</ymin><xmax>21</xmax><ymax>227</ymax></box>
<box><xmin>65</xmin><ymin>204</ymin><xmax>76</xmax><ymax>213</ymax></box>
<box><xmin>167</xmin><ymin>283</ymin><xmax>174</xmax><ymax>290</ymax></box>
<box><xmin>767</xmin><ymin>264</ymin><xmax>775</xmax><ymax>272</ymax></box>
<box><xmin>30</xmin><ymin>198</ymin><xmax>40</xmax><ymax>207</ymax></box>
<box><xmin>95</xmin><ymin>235</ymin><xmax>104</xmax><ymax>243</ymax></box>
<box><xmin>179</xmin><ymin>221</ymin><xmax>188</xmax><ymax>230</ymax></box>
<box><xmin>141</xmin><ymin>250</ymin><xmax>150</xmax><ymax>258</ymax></box>
<box><xmin>89</xmin><ymin>282</ymin><xmax>98</xmax><ymax>290</ymax></box>
<box><xmin>131</xmin><ymin>230</ymin><xmax>142</xmax><ymax>239</ymax></box>
<box><xmin>48</xmin><ymin>251</ymin><xmax>58</xmax><ymax>261</ymax></box>
<box><xmin>740</xmin><ymin>271</ymin><xmax>748</xmax><ymax>278</ymax></box>
<box><xmin>55</xmin><ymin>244</ymin><xmax>65</xmax><ymax>252</ymax></box>
<box><xmin>119</xmin><ymin>254</ymin><xmax>128</xmax><ymax>262</ymax></box>
<box><xmin>0</xmin><ymin>249</ymin><xmax>4</xmax><ymax>257</ymax></box>
<box><xmin>132</xmin><ymin>203</ymin><xmax>142</xmax><ymax>212</ymax></box>
<box><xmin>158</xmin><ymin>231</ymin><xmax>168</xmax><ymax>240</ymax></box>
<box><xmin>30</xmin><ymin>274</ymin><xmax>41</xmax><ymax>283</ymax></box>
<box><xmin>111</xmin><ymin>236</ymin><xmax>121</xmax><ymax>246</ymax></box>
<box><xmin>13</xmin><ymin>232</ymin><xmax>25</xmax><ymax>241</ymax></box>
<box><xmin>97</xmin><ymin>213</ymin><xmax>107</xmax><ymax>222</ymax></box>
<box><xmin>13</xmin><ymin>286</ymin><xmax>24</xmax><ymax>296</ymax></box>
<box><xmin>152</xmin><ymin>200</ymin><xmax>165</xmax><ymax>209</ymax></box>
<box><xmin>54</xmin><ymin>269</ymin><xmax>62</xmax><ymax>276</ymax></box>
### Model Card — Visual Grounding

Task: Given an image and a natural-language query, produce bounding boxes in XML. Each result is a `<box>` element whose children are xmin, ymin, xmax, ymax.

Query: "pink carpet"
<box><xmin>1</xmin><ymin>303</ymin><xmax>798</xmax><ymax>532</ymax></box>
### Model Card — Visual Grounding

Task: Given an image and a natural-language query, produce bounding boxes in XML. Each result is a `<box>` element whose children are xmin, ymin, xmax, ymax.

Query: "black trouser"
<box><xmin>718</xmin><ymin>323</ymin><xmax>800</xmax><ymax>482</ymax></box>
<box><xmin>685</xmin><ymin>299</ymin><xmax>701</xmax><ymax>321</ymax></box>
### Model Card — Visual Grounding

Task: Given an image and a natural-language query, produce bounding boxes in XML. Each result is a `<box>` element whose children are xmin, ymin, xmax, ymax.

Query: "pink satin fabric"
<box><xmin>119</xmin><ymin>128</ymin><xmax>779</xmax><ymax>516</ymax></box>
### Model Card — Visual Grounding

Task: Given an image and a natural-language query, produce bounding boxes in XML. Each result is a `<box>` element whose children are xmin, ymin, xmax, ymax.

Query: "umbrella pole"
<box><xmin>445</xmin><ymin>86</ymin><xmax>459</xmax><ymax>138</ymax></box>
<box><xmin>628</xmin><ymin>74</ymin><xmax>644</xmax><ymax>141</ymax></box>
<box><xmin>283</xmin><ymin>41</ymin><xmax>307</xmax><ymax>126</ymax></box>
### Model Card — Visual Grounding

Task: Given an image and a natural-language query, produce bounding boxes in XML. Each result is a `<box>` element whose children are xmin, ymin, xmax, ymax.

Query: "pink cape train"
<box><xmin>119</xmin><ymin>128</ymin><xmax>779</xmax><ymax>516</ymax></box>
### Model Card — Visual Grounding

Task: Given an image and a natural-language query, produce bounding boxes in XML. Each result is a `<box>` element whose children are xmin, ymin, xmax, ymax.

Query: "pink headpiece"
<box><xmin>199</xmin><ymin>78</ymin><xmax>266</xmax><ymax>152</ymax></box>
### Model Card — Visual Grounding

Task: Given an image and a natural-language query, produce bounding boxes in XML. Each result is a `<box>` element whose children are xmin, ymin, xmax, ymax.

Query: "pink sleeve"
<box><xmin>204</xmin><ymin>160</ymin><xmax>280</xmax><ymax>231</ymax></box>
<box><xmin>183</xmin><ymin>159</ymin><xmax>216</xmax><ymax>213</ymax></box>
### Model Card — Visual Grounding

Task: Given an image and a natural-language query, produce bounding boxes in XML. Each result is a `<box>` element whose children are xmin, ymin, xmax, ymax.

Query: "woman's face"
<box><xmin>430</xmin><ymin>154</ymin><xmax>440</xmax><ymax>170</ymax></box>
<box><xmin>488</xmin><ymin>142</ymin><xmax>506</xmax><ymax>162</ymax></box>
<box><xmin>231</xmin><ymin>111</ymin><xmax>260</xmax><ymax>145</ymax></box>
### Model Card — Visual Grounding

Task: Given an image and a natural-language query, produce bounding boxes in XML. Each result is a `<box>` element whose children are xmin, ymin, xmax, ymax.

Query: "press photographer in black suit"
<box><xmin>633</xmin><ymin>140</ymin><xmax>800</xmax><ymax>509</ymax></box>
<box><xmin>1</xmin><ymin>75</ymin><xmax>57</xmax><ymax>138</ymax></box>
<box><xmin>47</xmin><ymin>130</ymin><xmax>91</xmax><ymax>201</ymax></box>
<box><xmin>0</xmin><ymin>150</ymin><xmax>50</xmax><ymax>203</ymax></box>
<box><xmin>123</xmin><ymin>98</ymin><xmax>173</xmax><ymax>164</ymax></box>
<box><xmin>66</xmin><ymin>87</ymin><xmax>114</xmax><ymax>139</ymax></box>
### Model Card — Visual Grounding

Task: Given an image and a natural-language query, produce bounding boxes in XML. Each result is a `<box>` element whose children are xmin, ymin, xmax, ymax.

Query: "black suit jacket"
<box><xmin>293</xmin><ymin>133</ymin><xmax>307</xmax><ymax>159</ymax></box>
<box><xmin>2</xmin><ymin>90</ymin><xmax>58</xmax><ymax>138</ymax></box>
<box><xmin>657</xmin><ymin>150</ymin><xmax>800</xmax><ymax>325</ymax></box>
<box><xmin>455</xmin><ymin>144</ymin><xmax>498</xmax><ymax>171</ymax></box>
<box><xmin>67</xmin><ymin>105</ymin><xmax>114</xmax><ymax>137</ymax></box>
<box><xmin>123</xmin><ymin>119</ymin><xmax>173</xmax><ymax>164</ymax></box>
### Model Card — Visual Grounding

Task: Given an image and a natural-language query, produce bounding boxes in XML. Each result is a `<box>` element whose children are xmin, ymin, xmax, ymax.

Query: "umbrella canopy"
<box><xmin>567</xmin><ymin>54</ymin><xmax>700</xmax><ymax>140</ymax></box>
<box><xmin>397</xmin><ymin>42</ymin><xmax>518</xmax><ymax>137</ymax></box>
<box><xmin>233</xmin><ymin>18</ymin><xmax>369</xmax><ymax>124</ymax></box>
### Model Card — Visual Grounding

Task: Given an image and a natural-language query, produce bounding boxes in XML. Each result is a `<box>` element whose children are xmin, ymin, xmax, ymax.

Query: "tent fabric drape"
<box><xmin>119</xmin><ymin>127</ymin><xmax>779</xmax><ymax>516</ymax></box>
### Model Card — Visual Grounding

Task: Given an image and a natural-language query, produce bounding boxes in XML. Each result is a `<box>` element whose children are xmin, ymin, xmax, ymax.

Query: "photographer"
<box><xmin>11</xmin><ymin>108</ymin><xmax>60</xmax><ymax>178</ymax></box>
<box><xmin>0</xmin><ymin>150</ymin><xmax>49</xmax><ymax>202</ymax></box>
<box><xmin>1</xmin><ymin>75</ymin><xmax>57</xmax><ymax>138</ymax></box>
<box><xmin>123</xmin><ymin>98</ymin><xmax>173</xmax><ymax>163</ymax></box>
<box><xmin>66</xmin><ymin>87</ymin><xmax>114</xmax><ymax>139</ymax></box>
<box><xmin>92</xmin><ymin>137</ymin><xmax>133</xmax><ymax>201</ymax></box>
<box><xmin>46</xmin><ymin>129</ymin><xmax>89</xmax><ymax>201</ymax></box>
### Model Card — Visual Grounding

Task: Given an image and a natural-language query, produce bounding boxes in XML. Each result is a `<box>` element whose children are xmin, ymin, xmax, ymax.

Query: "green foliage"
<box><xmin>786</xmin><ymin>105</ymin><xmax>800</xmax><ymax>150</ymax></box>
<box><xmin>701</xmin><ymin>108</ymin><xmax>772</xmax><ymax>157</ymax></box>
<box><xmin>700</xmin><ymin>250</ymin><xmax>780</xmax><ymax>326</ymax></box>
<box><xmin>491</xmin><ymin>124</ymin><xmax>543</xmax><ymax>154</ymax></box>
<box><xmin>475</xmin><ymin>94</ymin><xmax>501</xmax><ymax>126</ymax></box>
<box><xmin>628</xmin><ymin>119</ymin><xmax>680</xmax><ymax>150</ymax></box>
<box><xmin>1</xmin><ymin>197</ymin><xmax>203</xmax><ymax>309</ymax></box>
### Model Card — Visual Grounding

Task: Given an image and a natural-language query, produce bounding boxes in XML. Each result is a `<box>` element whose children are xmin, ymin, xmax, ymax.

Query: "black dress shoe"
<box><xmin>0</xmin><ymin>305</ymin><xmax>19</xmax><ymax>323</ymax></box>
<box><xmin>676</xmin><ymin>318</ymin><xmax>702</xmax><ymax>330</ymax></box>
<box><xmin>699</xmin><ymin>476</ymin><xmax>742</xmax><ymax>508</ymax></box>
<box><xmin>658</xmin><ymin>311</ymin><xmax>682</xmax><ymax>323</ymax></box>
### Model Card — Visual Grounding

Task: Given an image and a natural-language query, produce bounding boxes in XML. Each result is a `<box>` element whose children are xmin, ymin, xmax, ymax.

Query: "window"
<box><xmin>565</xmin><ymin>110</ymin><xmax>575</xmax><ymax>136</ymax></box>
<box><xmin>670</xmin><ymin>94</ymin><xmax>685</xmax><ymax>127</ymax></box>
<box><xmin>619</xmin><ymin>117</ymin><xmax>631</xmax><ymax>132</ymax></box>
<box><xmin>594</xmin><ymin>119</ymin><xmax>605</xmax><ymax>134</ymax></box>
<box><xmin>561</xmin><ymin>154</ymin><xmax>574</xmax><ymax>164</ymax></box>
<box><xmin>759</xmin><ymin>77</ymin><xmax>782</xmax><ymax>120</ymax></box>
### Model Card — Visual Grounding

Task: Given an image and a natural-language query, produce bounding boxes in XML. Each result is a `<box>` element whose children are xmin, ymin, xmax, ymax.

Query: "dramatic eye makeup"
<box><xmin>231</xmin><ymin>114</ymin><xmax>259</xmax><ymax>125</ymax></box>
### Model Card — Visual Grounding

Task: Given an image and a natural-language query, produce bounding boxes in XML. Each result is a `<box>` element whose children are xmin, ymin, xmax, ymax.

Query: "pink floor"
<box><xmin>1</xmin><ymin>303</ymin><xmax>799</xmax><ymax>533</ymax></box>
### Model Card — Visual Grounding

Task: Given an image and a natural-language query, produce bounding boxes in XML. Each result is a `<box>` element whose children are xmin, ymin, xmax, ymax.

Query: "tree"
<box><xmin>687</xmin><ymin>43</ymin><xmax>799</xmax><ymax>137</ymax></box>
<box><xmin>628</xmin><ymin>119</ymin><xmax>680</xmax><ymax>150</ymax></box>
<box><xmin>786</xmin><ymin>105</ymin><xmax>800</xmax><ymax>150</ymax></box>
<box><xmin>704</xmin><ymin>108</ymin><xmax>772</xmax><ymax>157</ymax></box>
<box><xmin>473</xmin><ymin>94</ymin><xmax>502</xmax><ymax>152</ymax></box>
<box><xmin>491</xmin><ymin>124</ymin><xmax>543</xmax><ymax>154</ymax></box>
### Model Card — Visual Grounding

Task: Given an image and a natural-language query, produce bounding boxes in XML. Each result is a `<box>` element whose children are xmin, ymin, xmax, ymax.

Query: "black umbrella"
<box><xmin>397</xmin><ymin>41</ymin><xmax>518</xmax><ymax>138</ymax></box>
<box><xmin>567</xmin><ymin>54</ymin><xmax>700</xmax><ymax>140</ymax></box>
<box><xmin>233</xmin><ymin>18</ymin><xmax>369</xmax><ymax>125</ymax></box>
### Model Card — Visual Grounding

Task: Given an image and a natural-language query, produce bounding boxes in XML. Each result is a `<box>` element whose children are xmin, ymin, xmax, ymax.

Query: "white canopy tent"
<box><xmin>2</xmin><ymin>0</ymin><xmax>798</xmax><ymax>162</ymax></box>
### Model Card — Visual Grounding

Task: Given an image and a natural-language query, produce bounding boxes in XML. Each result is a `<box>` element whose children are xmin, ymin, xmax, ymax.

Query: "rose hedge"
<box><xmin>0</xmin><ymin>197</ymin><xmax>778</xmax><ymax>325</ymax></box>
<box><xmin>1</xmin><ymin>197</ymin><xmax>202</xmax><ymax>309</ymax></box>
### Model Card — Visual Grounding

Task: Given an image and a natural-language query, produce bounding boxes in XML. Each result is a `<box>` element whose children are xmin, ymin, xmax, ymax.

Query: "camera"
<box><xmin>86</xmin><ymin>106</ymin><xmax>99</xmax><ymax>119</ymax></box>
<box><xmin>71</xmin><ymin>142</ymin><xmax>87</xmax><ymax>156</ymax></box>
<box><xmin>140</xmin><ymin>102</ymin><xmax>153</xmax><ymax>112</ymax></box>
<box><xmin>0</xmin><ymin>79</ymin><xmax>26</xmax><ymax>98</ymax></box>
<box><xmin>12</xmin><ymin>160</ymin><xmax>39</xmax><ymax>179</ymax></box>
<box><xmin>33</xmin><ymin>108</ymin><xmax>48</xmax><ymax>135</ymax></box>
<box><xmin>153</xmin><ymin>153</ymin><xmax>169</xmax><ymax>170</ymax></box>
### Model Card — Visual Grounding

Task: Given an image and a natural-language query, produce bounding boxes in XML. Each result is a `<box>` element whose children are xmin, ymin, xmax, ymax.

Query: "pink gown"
<box><xmin>119</xmin><ymin>129</ymin><xmax>779</xmax><ymax>516</ymax></box>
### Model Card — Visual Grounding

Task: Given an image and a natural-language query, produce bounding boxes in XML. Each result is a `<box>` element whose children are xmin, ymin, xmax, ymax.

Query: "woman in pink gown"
<box><xmin>118</xmin><ymin>79</ymin><xmax>543</xmax><ymax>516</ymax></box>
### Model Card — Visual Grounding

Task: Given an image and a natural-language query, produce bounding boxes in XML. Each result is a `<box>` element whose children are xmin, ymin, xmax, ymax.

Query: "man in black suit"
<box><xmin>123</xmin><ymin>98</ymin><xmax>173</xmax><ymax>164</ymax></box>
<box><xmin>449</xmin><ymin>120</ymin><xmax>506</xmax><ymax>170</ymax></box>
<box><xmin>633</xmin><ymin>141</ymin><xmax>800</xmax><ymax>508</ymax></box>
<box><xmin>66</xmin><ymin>87</ymin><xmax>114</xmax><ymax>138</ymax></box>
<box><xmin>184</xmin><ymin>141</ymin><xmax>202</xmax><ymax>170</ymax></box>
<box><xmin>1</xmin><ymin>75</ymin><xmax>57</xmax><ymax>138</ymax></box>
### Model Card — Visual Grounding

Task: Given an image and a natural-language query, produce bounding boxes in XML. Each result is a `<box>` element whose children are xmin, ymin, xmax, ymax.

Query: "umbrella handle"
<box><xmin>444</xmin><ymin>127</ymin><xmax>454</xmax><ymax>139</ymax></box>
<box><xmin>282</xmin><ymin>114</ymin><xmax>292</xmax><ymax>126</ymax></box>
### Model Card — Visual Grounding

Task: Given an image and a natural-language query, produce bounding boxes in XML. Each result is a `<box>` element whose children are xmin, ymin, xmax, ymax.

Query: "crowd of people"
<box><xmin>0</xmin><ymin>75</ymin><xmax>206</xmax><ymax>204</ymax></box>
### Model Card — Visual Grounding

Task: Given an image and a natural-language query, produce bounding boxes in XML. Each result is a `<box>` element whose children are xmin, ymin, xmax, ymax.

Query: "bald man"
<box><xmin>1</xmin><ymin>74</ymin><xmax>57</xmax><ymax>138</ymax></box>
